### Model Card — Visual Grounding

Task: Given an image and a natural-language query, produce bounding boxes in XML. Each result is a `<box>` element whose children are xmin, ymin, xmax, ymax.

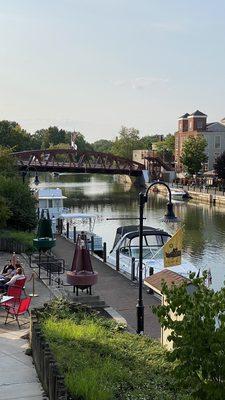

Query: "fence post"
<box><xmin>116</xmin><ymin>249</ymin><xmax>119</xmax><ymax>271</ymax></box>
<box><xmin>73</xmin><ymin>226</ymin><xmax>76</xmax><ymax>243</ymax></box>
<box><xmin>131</xmin><ymin>257</ymin><xmax>135</xmax><ymax>281</ymax></box>
<box><xmin>66</xmin><ymin>222</ymin><xmax>69</xmax><ymax>239</ymax></box>
<box><xmin>103</xmin><ymin>242</ymin><xmax>107</xmax><ymax>262</ymax></box>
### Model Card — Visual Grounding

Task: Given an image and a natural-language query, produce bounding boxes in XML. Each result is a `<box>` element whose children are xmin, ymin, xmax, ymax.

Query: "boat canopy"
<box><xmin>38</xmin><ymin>188</ymin><xmax>67</xmax><ymax>200</ymax></box>
<box><xmin>59</xmin><ymin>213</ymin><xmax>96</xmax><ymax>220</ymax></box>
<box><xmin>112</xmin><ymin>225</ymin><xmax>170</xmax><ymax>249</ymax></box>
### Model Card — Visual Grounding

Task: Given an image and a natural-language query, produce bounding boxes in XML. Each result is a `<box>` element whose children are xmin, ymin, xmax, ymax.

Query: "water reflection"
<box><xmin>34</xmin><ymin>173</ymin><xmax>225</xmax><ymax>291</ymax></box>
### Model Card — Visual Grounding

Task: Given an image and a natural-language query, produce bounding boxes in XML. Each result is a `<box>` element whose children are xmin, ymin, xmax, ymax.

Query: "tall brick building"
<box><xmin>175</xmin><ymin>110</ymin><xmax>225</xmax><ymax>172</ymax></box>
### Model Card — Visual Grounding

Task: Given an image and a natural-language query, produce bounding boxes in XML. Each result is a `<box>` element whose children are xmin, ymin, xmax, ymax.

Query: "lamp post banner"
<box><xmin>163</xmin><ymin>228</ymin><xmax>183</xmax><ymax>267</ymax></box>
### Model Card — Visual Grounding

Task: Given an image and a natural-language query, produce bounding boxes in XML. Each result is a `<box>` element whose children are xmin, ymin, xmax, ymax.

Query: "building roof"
<box><xmin>189</xmin><ymin>110</ymin><xmax>207</xmax><ymax>117</ymax></box>
<box><xmin>144</xmin><ymin>269</ymin><xmax>190</xmax><ymax>295</ymax></box>
<box><xmin>206</xmin><ymin>122</ymin><xmax>225</xmax><ymax>132</ymax></box>
<box><xmin>179</xmin><ymin>113</ymin><xmax>190</xmax><ymax>119</ymax></box>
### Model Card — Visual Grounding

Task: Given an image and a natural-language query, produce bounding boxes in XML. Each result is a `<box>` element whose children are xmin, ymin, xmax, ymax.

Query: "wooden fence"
<box><xmin>31</xmin><ymin>310</ymin><xmax>72</xmax><ymax>400</ymax></box>
<box><xmin>0</xmin><ymin>238</ymin><xmax>26</xmax><ymax>254</ymax></box>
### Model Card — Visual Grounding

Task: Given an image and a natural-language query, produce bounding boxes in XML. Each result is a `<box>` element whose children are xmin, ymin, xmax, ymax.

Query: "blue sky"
<box><xmin>0</xmin><ymin>0</ymin><xmax>225</xmax><ymax>141</ymax></box>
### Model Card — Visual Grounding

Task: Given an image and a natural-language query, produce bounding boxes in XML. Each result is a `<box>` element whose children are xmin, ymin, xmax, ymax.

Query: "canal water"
<box><xmin>34</xmin><ymin>173</ymin><xmax>225</xmax><ymax>292</ymax></box>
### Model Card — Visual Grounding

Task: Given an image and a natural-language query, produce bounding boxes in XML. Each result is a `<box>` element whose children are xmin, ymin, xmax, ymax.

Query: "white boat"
<box><xmin>36</xmin><ymin>188</ymin><xmax>69</xmax><ymax>233</ymax></box>
<box><xmin>107</xmin><ymin>225</ymin><xmax>198</xmax><ymax>279</ymax></box>
<box><xmin>36</xmin><ymin>188</ymin><xmax>68</xmax><ymax>220</ymax></box>
<box><xmin>59</xmin><ymin>212</ymin><xmax>103</xmax><ymax>256</ymax></box>
<box><xmin>171</xmin><ymin>189</ymin><xmax>189</xmax><ymax>201</ymax></box>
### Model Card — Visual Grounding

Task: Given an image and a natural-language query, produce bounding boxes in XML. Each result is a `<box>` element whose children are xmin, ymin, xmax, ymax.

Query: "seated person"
<box><xmin>6</xmin><ymin>267</ymin><xmax>25</xmax><ymax>287</ymax></box>
<box><xmin>0</xmin><ymin>267</ymin><xmax>25</xmax><ymax>292</ymax></box>
<box><xmin>1</xmin><ymin>262</ymin><xmax>15</xmax><ymax>275</ymax></box>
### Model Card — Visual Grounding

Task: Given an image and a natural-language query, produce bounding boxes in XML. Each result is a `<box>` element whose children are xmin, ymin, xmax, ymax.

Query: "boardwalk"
<box><xmin>53</xmin><ymin>236</ymin><xmax>161</xmax><ymax>339</ymax></box>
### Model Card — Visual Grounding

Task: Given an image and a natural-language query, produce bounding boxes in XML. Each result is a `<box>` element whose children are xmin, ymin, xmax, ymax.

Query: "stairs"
<box><xmin>65</xmin><ymin>292</ymin><xmax>106</xmax><ymax>308</ymax></box>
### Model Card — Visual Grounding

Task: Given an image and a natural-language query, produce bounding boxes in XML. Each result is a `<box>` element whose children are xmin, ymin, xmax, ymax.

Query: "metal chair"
<box><xmin>4</xmin><ymin>297</ymin><xmax>31</xmax><ymax>328</ymax></box>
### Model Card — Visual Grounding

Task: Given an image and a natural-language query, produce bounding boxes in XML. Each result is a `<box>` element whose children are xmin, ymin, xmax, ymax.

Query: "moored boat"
<box><xmin>107</xmin><ymin>225</ymin><xmax>198</xmax><ymax>279</ymax></box>
<box><xmin>171</xmin><ymin>189</ymin><xmax>189</xmax><ymax>201</ymax></box>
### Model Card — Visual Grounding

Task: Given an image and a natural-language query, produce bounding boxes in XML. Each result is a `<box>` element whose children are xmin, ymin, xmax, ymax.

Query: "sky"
<box><xmin>0</xmin><ymin>0</ymin><xmax>225</xmax><ymax>142</ymax></box>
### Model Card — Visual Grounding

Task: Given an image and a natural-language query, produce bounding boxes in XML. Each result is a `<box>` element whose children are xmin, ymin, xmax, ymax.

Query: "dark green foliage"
<box><xmin>37</xmin><ymin>299</ymin><xmax>192</xmax><ymax>400</ymax></box>
<box><xmin>0</xmin><ymin>120</ymin><xmax>33</xmax><ymax>151</ymax></box>
<box><xmin>0</xmin><ymin>230</ymin><xmax>35</xmax><ymax>252</ymax></box>
<box><xmin>0</xmin><ymin>176</ymin><xmax>37</xmax><ymax>230</ymax></box>
<box><xmin>214</xmin><ymin>151</ymin><xmax>225</xmax><ymax>180</ymax></box>
<box><xmin>153</xmin><ymin>273</ymin><xmax>225</xmax><ymax>399</ymax></box>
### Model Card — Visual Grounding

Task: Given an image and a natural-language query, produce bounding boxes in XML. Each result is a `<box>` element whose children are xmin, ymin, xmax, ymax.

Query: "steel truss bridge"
<box><xmin>12</xmin><ymin>149</ymin><xmax>145</xmax><ymax>177</ymax></box>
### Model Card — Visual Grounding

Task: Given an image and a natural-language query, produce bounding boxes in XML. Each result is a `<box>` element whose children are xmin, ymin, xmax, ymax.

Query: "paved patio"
<box><xmin>0</xmin><ymin>252</ymin><xmax>51</xmax><ymax>400</ymax></box>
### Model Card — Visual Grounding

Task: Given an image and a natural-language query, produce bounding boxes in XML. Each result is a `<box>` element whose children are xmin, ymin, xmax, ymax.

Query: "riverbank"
<box><xmin>151</xmin><ymin>183</ymin><xmax>225</xmax><ymax>206</ymax></box>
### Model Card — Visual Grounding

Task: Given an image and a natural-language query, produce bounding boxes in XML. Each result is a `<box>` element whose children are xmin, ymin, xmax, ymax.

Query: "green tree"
<box><xmin>153</xmin><ymin>134</ymin><xmax>175</xmax><ymax>163</ymax></box>
<box><xmin>0</xmin><ymin>176</ymin><xmax>37</xmax><ymax>231</ymax></box>
<box><xmin>153</xmin><ymin>274</ymin><xmax>225</xmax><ymax>400</ymax></box>
<box><xmin>111</xmin><ymin>126</ymin><xmax>140</xmax><ymax>159</ymax></box>
<box><xmin>92</xmin><ymin>139</ymin><xmax>113</xmax><ymax>153</ymax></box>
<box><xmin>0</xmin><ymin>146</ymin><xmax>18</xmax><ymax>177</ymax></box>
<box><xmin>138</xmin><ymin>135</ymin><xmax>154</xmax><ymax>150</ymax></box>
<box><xmin>214</xmin><ymin>151</ymin><xmax>225</xmax><ymax>180</ymax></box>
<box><xmin>180</xmin><ymin>136</ymin><xmax>208</xmax><ymax>175</ymax></box>
<box><xmin>0</xmin><ymin>195</ymin><xmax>12</xmax><ymax>228</ymax></box>
<box><xmin>0</xmin><ymin>120</ymin><xmax>32</xmax><ymax>151</ymax></box>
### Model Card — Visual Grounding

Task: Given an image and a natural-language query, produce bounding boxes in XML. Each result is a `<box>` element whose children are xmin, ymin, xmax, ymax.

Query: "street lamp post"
<box><xmin>137</xmin><ymin>180</ymin><xmax>180</xmax><ymax>334</ymax></box>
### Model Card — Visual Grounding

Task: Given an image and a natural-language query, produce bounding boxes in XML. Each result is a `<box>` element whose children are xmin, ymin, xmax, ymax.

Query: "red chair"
<box><xmin>4</xmin><ymin>297</ymin><xmax>31</xmax><ymax>328</ymax></box>
<box><xmin>14</xmin><ymin>277</ymin><xmax>26</xmax><ymax>289</ymax></box>
<box><xmin>3</xmin><ymin>285</ymin><xmax>23</xmax><ymax>308</ymax></box>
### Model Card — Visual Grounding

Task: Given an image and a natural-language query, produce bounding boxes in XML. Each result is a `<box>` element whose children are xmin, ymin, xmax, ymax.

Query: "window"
<box><xmin>48</xmin><ymin>199</ymin><xmax>53</xmax><ymax>208</ymax></box>
<box><xmin>214</xmin><ymin>136</ymin><xmax>221</xmax><ymax>149</ymax></box>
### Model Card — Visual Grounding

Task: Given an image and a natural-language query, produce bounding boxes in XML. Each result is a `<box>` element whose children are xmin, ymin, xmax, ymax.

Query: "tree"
<box><xmin>214</xmin><ymin>151</ymin><xmax>225</xmax><ymax>180</ymax></box>
<box><xmin>180</xmin><ymin>136</ymin><xmax>208</xmax><ymax>176</ymax></box>
<box><xmin>111</xmin><ymin>126</ymin><xmax>140</xmax><ymax>159</ymax></box>
<box><xmin>153</xmin><ymin>134</ymin><xmax>175</xmax><ymax>163</ymax></box>
<box><xmin>0</xmin><ymin>176</ymin><xmax>37</xmax><ymax>231</ymax></box>
<box><xmin>153</xmin><ymin>273</ymin><xmax>225</xmax><ymax>400</ymax></box>
<box><xmin>138</xmin><ymin>135</ymin><xmax>154</xmax><ymax>150</ymax></box>
<box><xmin>0</xmin><ymin>146</ymin><xmax>18</xmax><ymax>177</ymax></box>
<box><xmin>92</xmin><ymin>139</ymin><xmax>113</xmax><ymax>153</ymax></box>
<box><xmin>0</xmin><ymin>120</ymin><xmax>32</xmax><ymax>151</ymax></box>
<box><xmin>0</xmin><ymin>195</ymin><xmax>12</xmax><ymax>228</ymax></box>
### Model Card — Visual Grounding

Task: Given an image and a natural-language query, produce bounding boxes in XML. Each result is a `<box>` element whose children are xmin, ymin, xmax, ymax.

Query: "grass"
<box><xmin>0</xmin><ymin>229</ymin><xmax>35</xmax><ymax>252</ymax></box>
<box><xmin>38</xmin><ymin>299</ymin><xmax>193</xmax><ymax>400</ymax></box>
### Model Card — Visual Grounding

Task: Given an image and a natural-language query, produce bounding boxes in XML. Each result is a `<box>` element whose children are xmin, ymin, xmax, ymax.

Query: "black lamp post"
<box><xmin>137</xmin><ymin>180</ymin><xmax>180</xmax><ymax>334</ymax></box>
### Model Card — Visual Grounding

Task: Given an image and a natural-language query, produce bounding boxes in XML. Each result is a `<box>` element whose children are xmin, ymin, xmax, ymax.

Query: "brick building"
<box><xmin>175</xmin><ymin>110</ymin><xmax>225</xmax><ymax>172</ymax></box>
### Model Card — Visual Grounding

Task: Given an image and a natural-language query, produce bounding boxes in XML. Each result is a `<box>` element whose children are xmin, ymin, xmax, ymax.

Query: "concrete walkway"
<box><xmin>0</xmin><ymin>252</ymin><xmax>52</xmax><ymax>400</ymax></box>
<box><xmin>53</xmin><ymin>236</ymin><xmax>161</xmax><ymax>339</ymax></box>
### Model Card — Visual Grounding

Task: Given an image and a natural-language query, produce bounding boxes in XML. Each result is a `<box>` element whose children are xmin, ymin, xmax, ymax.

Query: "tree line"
<box><xmin>0</xmin><ymin>120</ymin><xmax>174</xmax><ymax>161</ymax></box>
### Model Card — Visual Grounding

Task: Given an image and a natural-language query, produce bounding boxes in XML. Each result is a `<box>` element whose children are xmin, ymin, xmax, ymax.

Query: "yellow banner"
<box><xmin>163</xmin><ymin>228</ymin><xmax>183</xmax><ymax>268</ymax></box>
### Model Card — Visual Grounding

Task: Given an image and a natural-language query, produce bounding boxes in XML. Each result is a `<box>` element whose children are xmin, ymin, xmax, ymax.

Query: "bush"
<box><xmin>38</xmin><ymin>299</ymin><xmax>193</xmax><ymax>400</ymax></box>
